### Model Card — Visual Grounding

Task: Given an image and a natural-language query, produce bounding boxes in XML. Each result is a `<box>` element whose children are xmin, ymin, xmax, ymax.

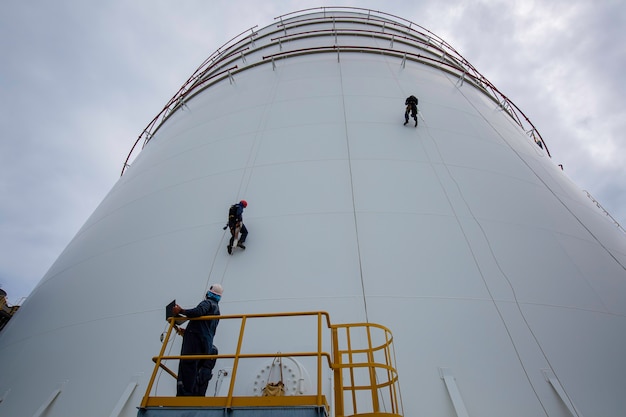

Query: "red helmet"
<box><xmin>240</xmin><ymin>200</ymin><xmax>248</xmax><ymax>208</ymax></box>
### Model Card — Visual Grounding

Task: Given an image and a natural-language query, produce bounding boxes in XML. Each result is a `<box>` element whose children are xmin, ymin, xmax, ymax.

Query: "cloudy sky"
<box><xmin>1</xmin><ymin>0</ymin><xmax>624</xmax><ymax>303</ymax></box>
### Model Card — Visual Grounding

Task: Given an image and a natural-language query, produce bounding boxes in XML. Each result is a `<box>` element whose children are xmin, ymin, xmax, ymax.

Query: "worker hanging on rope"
<box><xmin>224</xmin><ymin>200</ymin><xmax>248</xmax><ymax>254</ymax></box>
<box><xmin>404</xmin><ymin>95</ymin><xmax>419</xmax><ymax>127</ymax></box>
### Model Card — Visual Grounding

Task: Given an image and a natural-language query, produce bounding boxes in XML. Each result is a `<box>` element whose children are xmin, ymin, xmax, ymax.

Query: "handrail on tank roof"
<box><xmin>269</xmin><ymin>28</ymin><xmax>465</xmax><ymax>77</ymax></box>
<box><xmin>275</xmin><ymin>7</ymin><xmax>466</xmax><ymax>64</ymax></box>
<box><xmin>122</xmin><ymin>7</ymin><xmax>549</xmax><ymax>176</ymax></box>
<box><xmin>273</xmin><ymin>10</ymin><xmax>482</xmax><ymax>86</ymax></box>
<box><xmin>273</xmin><ymin>8</ymin><xmax>549</xmax><ymax>155</ymax></box>
<box><xmin>584</xmin><ymin>190</ymin><xmax>626</xmax><ymax>233</ymax></box>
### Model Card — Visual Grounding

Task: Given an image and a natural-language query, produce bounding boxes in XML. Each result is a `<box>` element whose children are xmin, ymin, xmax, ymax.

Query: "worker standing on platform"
<box><xmin>172</xmin><ymin>284</ymin><xmax>223</xmax><ymax>396</ymax></box>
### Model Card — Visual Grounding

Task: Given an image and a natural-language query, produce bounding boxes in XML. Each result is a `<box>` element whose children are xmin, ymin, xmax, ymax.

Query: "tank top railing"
<box><xmin>122</xmin><ymin>7</ymin><xmax>550</xmax><ymax>177</ymax></box>
<box><xmin>584</xmin><ymin>190</ymin><xmax>625</xmax><ymax>234</ymax></box>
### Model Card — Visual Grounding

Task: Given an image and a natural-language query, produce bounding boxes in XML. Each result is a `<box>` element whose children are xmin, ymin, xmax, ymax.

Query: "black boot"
<box><xmin>237</xmin><ymin>242</ymin><xmax>246</xmax><ymax>250</ymax></box>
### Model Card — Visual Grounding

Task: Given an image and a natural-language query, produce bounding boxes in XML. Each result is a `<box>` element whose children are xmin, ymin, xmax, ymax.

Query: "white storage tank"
<box><xmin>1</xmin><ymin>7</ymin><xmax>625</xmax><ymax>417</ymax></box>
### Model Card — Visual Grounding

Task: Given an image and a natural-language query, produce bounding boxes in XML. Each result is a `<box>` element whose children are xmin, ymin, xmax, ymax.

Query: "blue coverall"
<box><xmin>176</xmin><ymin>297</ymin><xmax>220</xmax><ymax>396</ymax></box>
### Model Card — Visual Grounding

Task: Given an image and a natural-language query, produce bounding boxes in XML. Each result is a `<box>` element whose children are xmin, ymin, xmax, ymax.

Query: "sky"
<box><xmin>1</xmin><ymin>0</ymin><xmax>625</xmax><ymax>304</ymax></box>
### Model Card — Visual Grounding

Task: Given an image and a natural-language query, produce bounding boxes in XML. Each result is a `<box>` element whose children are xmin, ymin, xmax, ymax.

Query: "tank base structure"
<box><xmin>1</xmin><ymin>7</ymin><xmax>626</xmax><ymax>417</ymax></box>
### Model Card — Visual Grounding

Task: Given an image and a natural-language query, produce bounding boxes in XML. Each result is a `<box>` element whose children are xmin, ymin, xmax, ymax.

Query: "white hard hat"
<box><xmin>208</xmin><ymin>283</ymin><xmax>223</xmax><ymax>296</ymax></box>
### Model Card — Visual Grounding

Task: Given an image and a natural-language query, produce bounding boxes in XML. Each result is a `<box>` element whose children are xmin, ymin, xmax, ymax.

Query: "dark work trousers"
<box><xmin>239</xmin><ymin>224</ymin><xmax>248</xmax><ymax>243</ymax></box>
<box><xmin>193</xmin><ymin>345</ymin><xmax>218</xmax><ymax>396</ymax></box>
<box><xmin>177</xmin><ymin>331</ymin><xmax>216</xmax><ymax>396</ymax></box>
<box><xmin>405</xmin><ymin>104</ymin><xmax>417</xmax><ymax>123</ymax></box>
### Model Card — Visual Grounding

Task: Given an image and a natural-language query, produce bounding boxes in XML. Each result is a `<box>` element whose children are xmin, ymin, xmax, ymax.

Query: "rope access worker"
<box><xmin>404</xmin><ymin>95</ymin><xmax>419</xmax><ymax>127</ymax></box>
<box><xmin>172</xmin><ymin>284</ymin><xmax>223</xmax><ymax>396</ymax></box>
<box><xmin>226</xmin><ymin>200</ymin><xmax>248</xmax><ymax>254</ymax></box>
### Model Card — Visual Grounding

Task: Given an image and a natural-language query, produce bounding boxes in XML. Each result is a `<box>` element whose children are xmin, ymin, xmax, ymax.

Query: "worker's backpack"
<box><xmin>228</xmin><ymin>204</ymin><xmax>238</xmax><ymax>219</ymax></box>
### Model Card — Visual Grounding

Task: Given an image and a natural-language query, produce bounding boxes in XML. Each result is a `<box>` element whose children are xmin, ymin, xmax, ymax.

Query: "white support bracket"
<box><xmin>141</xmin><ymin>131</ymin><xmax>152</xmax><ymax>149</ymax></box>
<box><xmin>401</xmin><ymin>53</ymin><xmax>407</xmax><ymax>68</ymax></box>
<box><xmin>177</xmin><ymin>97</ymin><xmax>189</xmax><ymax>111</ymax></box>
<box><xmin>440</xmin><ymin>51</ymin><xmax>447</xmax><ymax>66</ymax></box>
<box><xmin>542</xmin><ymin>369</ymin><xmax>583</xmax><ymax>417</ymax></box>
<box><xmin>108</xmin><ymin>374</ymin><xmax>142</xmax><ymax>417</ymax></box>
<box><xmin>240</xmin><ymin>50</ymin><xmax>247</xmax><ymax>63</ymax></box>
<box><xmin>439</xmin><ymin>368</ymin><xmax>470</xmax><ymax>417</ymax></box>
<box><xmin>272</xmin><ymin>57</ymin><xmax>276</xmax><ymax>71</ymax></box>
<box><xmin>457</xmin><ymin>70</ymin><xmax>466</xmax><ymax>87</ymax></box>
<box><xmin>337</xmin><ymin>47</ymin><xmax>340</xmax><ymax>63</ymax></box>
<box><xmin>390</xmin><ymin>34</ymin><xmax>394</xmax><ymax>48</ymax></box>
<box><xmin>228</xmin><ymin>70</ymin><xmax>235</xmax><ymax>84</ymax></box>
<box><xmin>31</xmin><ymin>380</ymin><xmax>67</xmax><ymax>417</ymax></box>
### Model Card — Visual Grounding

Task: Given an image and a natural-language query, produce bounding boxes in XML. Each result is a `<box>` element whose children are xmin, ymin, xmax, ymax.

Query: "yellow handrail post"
<box><xmin>390</xmin><ymin>331</ymin><xmax>403</xmax><ymax>416</ymax></box>
<box><xmin>225</xmin><ymin>315</ymin><xmax>247</xmax><ymax>408</ymax></box>
<box><xmin>385</xmin><ymin>331</ymin><xmax>398</xmax><ymax>414</ymax></box>
<box><xmin>317</xmin><ymin>312</ymin><xmax>323</xmax><ymax>407</ymax></box>
<box><xmin>366</xmin><ymin>324</ymin><xmax>380</xmax><ymax>413</ymax></box>
<box><xmin>331</xmin><ymin>326</ymin><xmax>343</xmax><ymax>417</ymax></box>
<box><xmin>141</xmin><ymin>319</ymin><xmax>177</xmax><ymax>408</ymax></box>
<box><xmin>345</xmin><ymin>326</ymin><xmax>357</xmax><ymax>414</ymax></box>
<box><xmin>384</xmin><ymin>337</ymin><xmax>395</xmax><ymax>414</ymax></box>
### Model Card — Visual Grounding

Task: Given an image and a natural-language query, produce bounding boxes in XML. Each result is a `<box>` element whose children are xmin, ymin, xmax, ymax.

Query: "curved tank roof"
<box><xmin>1</xmin><ymin>7</ymin><xmax>625</xmax><ymax>417</ymax></box>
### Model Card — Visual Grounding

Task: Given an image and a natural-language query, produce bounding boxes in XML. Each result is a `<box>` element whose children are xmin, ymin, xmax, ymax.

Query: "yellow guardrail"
<box><xmin>140</xmin><ymin>311</ymin><xmax>403</xmax><ymax>417</ymax></box>
<box><xmin>331</xmin><ymin>322</ymin><xmax>403</xmax><ymax>417</ymax></box>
